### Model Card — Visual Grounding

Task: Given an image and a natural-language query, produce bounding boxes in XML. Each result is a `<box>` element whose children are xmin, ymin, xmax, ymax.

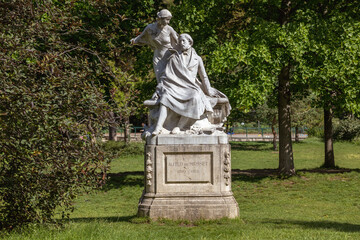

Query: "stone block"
<box><xmin>138</xmin><ymin>134</ymin><xmax>239</xmax><ymax>220</ymax></box>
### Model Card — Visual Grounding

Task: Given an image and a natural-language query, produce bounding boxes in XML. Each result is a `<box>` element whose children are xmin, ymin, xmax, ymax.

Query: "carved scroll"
<box><xmin>146</xmin><ymin>152</ymin><xmax>153</xmax><ymax>186</ymax></box>
<box><xmin>224</xmin><ymin>151</ymin><xmax>230</xmax><ymax>186</ymax></box>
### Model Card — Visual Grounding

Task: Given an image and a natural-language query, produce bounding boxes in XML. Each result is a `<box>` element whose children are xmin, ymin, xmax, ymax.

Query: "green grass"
<box><xmin>2</xmin><ymin>138</ymin><xmax>360</xmax><ymax>240</ymax></box>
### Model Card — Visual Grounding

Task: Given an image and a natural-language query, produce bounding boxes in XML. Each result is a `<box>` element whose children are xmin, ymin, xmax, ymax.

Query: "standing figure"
<box><xmin>131</xmin><ymin>9</ymin><xmax>178</xmax><ymax>83</ymax></box>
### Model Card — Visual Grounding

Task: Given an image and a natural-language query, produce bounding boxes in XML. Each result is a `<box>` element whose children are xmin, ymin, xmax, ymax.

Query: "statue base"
<box><xmin>137</xmin><ymin>133</ymin><xmax>239</xmax><ymax>220</ymax></box>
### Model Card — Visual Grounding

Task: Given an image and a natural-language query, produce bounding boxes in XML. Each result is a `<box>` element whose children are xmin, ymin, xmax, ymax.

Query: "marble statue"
<box><xmin>131</xmin><ymin>10</ymin><xmax>230</xmax><ymax>137</ymax></box>
<box><xmin>144</xmin><ymin>34</ymin><xmax>231</xmax><ymax>137</ymax></box>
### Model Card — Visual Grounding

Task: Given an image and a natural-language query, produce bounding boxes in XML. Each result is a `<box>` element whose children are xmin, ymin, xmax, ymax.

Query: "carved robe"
<box><xmin>156</xmin><ymin>48</ymin><xmax>215</xmax><ymax>120</ymax></box>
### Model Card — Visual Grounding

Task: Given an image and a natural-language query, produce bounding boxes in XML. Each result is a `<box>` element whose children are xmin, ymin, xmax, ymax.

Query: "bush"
<box><xmin>353</xmin><ymin>137</ymin><xmax>360</xmax><ymax>145</ymax></box>
<box><xmin>102</xmin><ymin>141</ymin><xmax>144</xmax><ymax>159</ymax></box>
<box><xmin>333</xmin><ymin>118</ymin><xmax>360</xmax><ymax>141</ymax></box>
<box><xmin>306</xmin><ymin>126</ymin><xmax>324</xmax><ymax>138</ymax></box>
<box><xmin>0</xmin><ymin>2</ymin><xmax>109</xmax><ymax>230</ymax></box>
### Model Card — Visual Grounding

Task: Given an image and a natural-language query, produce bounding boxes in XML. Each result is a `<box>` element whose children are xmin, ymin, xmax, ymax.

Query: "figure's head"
<box><xmin>179</xmin><ymin>33</ymin><xmax>193</xmax><ymax>51</ymax></box>
<box><xmin>157</xmin><ymin>9</ymin><xmax>172</xmax><ymax>27</ymax></box>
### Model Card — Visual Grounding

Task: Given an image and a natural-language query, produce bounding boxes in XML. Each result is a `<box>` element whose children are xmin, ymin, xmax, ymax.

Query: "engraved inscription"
<box><xmin>165</xmin><ymin>153</ymin><xmax>212</xmax><ymax>183</ymax></box>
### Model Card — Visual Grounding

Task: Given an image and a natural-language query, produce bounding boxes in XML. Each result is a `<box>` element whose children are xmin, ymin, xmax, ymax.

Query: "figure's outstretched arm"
<box><xmin>169</xmin><ymin>27</ymin><xmax>179</xmax><ymax>50</ymax></box>
<box><xmin>131</xmin><ymin>25</ymin><xmax>151</xmax><ymax>45</ymax></box>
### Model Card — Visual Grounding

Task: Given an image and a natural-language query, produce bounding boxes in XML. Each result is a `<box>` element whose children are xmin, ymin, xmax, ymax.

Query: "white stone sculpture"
<box><xmin>143</xmin><ymin>34</ymin><xmax>231</xmax><ymax>137</ymax></box>
<box><xmin>131</xmin><ymin>11</ymin><xmax>230</xmax><ymax>138</ymax></box>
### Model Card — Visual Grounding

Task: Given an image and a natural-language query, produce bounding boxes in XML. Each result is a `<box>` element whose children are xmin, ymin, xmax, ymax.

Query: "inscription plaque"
<box><xmin>165</xmin><ymin>153</ymin><xmax>212</xmax><ymax>183</ymax></box>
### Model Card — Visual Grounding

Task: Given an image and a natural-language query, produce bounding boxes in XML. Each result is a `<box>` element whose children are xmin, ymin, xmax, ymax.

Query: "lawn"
<box><xmin>2</xmin><ymin>138</ymin><xmax>360</xmax><ymax>240</ymax></box>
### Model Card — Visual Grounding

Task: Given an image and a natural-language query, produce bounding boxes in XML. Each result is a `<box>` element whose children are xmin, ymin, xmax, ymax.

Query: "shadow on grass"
<box><xmin>103</xmin><ymin>172</ymin><xmax>144</xmax><ymax>190</ymax></box>
<box><xmin>65</xmin><ymin>215</ymin><xmax>139</xmax><ymax>223</ymax></box>
<box><xmin>232</xmin><ymin>169</ymin><xmax>279</xmax><ymax>182</ymax></box>
<box><xmin>232</xmin><ymin>168</ymin><xmax>360</xmax><ymax>182</ymax></box>
<box><xmin>233</xmin><ymin>167</ymin><xmax>360</xmax><ymax>176</ymax></box>
<box><xmin>299</xmin><ymin>168</ymin><xmax>360</xmax><ymax>174</ymax></box>
<box><xmin>230</xmin><ymin>142</ymin><xmax>274</xmax><ymax>151</ymax></box>
<box><xmin>104</xmin><ymin>168</ymin><xmax>360</xmax><ymax>189</ymax></box>
<box><xmin>264</xmin><ymin>219</ymin><xmax>360</xmax><ymax>233</ymax></box>
<box><xmin>232</xmin><ymin>174</ymin><xmax>270</xmax><ymax>183</ymax></box>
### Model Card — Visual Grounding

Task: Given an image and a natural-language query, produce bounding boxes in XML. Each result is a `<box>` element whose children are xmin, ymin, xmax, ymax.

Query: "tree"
<box><xmin>253</xmin><ymin>100</ymin><xmax>278</xmax><ymax>151</ymax></box>
<box><xmin>291</xmin><ymin>94</ymin><xmax>322</xmax><ymax>143</ymax></box>
<box><xmin>171</xmin><ymin>0</ymin><xmax>360</xmax><ymax>174</ymax></box>
<box><xmin>108</xmin><ymin>62</ymin><xmax>141</xmax><ymax>143</ymax></box>
<box><xmin>299</xmin><ymin>1</ymin><xmax>360</xmax><ymax>167</ymax></box>
<box><xmin>0</xmin><ymin>1</ymin><xmax>109</xmax><ymax>230</ymax></box>
<box><xmin>185</xmin><ymin>0</ymin><xmax>304</xmax><ymax>175</ymax></box>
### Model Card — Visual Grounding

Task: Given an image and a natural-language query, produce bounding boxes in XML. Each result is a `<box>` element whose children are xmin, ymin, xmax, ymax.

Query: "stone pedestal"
<box><xmin>137</xmin><ymin>133</ymin><xmax>239</xmax><ymax>220</ymax></box>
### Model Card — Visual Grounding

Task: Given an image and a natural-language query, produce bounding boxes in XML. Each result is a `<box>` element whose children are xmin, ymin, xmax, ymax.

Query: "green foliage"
<box><xmin>107</xmin><ymin>61</ymin><xmax>140</xmax><ymax>121</ymax></box>
<box><xmin>0</xmin><ymin>1</ymin><xmax>109</xmax><ymax>230</ymax></box>
<box><xmin>306</xmin><ymin>127</ymin><xmax>324</xmax><ymax>138</ymax></box>
<box><xmin>171</xmin><ymin>1</ymin><xmax>359</xmax><ymax>171</ymax></box>
<box><xmin>171</xmin><ymin>0</ymin><xmax>281</xmax><ymax>112</ymax></box>
<box><xmin>60</xmin><ymin>0</ymin><xmax>162</xmax><ymax>120</ymax></box>
<box><xmin>291</xmin><ymin>94</ymin><xmax>323</xmax><ymax>128</ymax></box>
<box><xmin>101</xmin><ymin>141</ymin><xmax>144</xmax><ymax>159</ymax></box>
<box><xmin>333</xmin><ymin>118</ymin><xmax>360</xmax><ymax>141</ymax></box>
<box><xmin>301</xmin><ymin>1</ymin><xmax>360</xmax><ymax>114</ymax></box>
<box><xmin>170</xmin><ymin>0</ymin><xmax>360</xmax><ymax>120</ymax></box>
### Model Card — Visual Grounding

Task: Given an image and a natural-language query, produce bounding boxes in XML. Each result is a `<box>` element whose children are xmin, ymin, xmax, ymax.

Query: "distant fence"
<box><xmin>103</xmin><ymin>126</ymin><xmax>308</xmax><ymax>142</ymax></box>
<box><xmin>228</xmin><ymin>126</ymin><xmax>308</xmax><ymax>142</ymax></box>
<box><xmin>103</xmin><ymin>126</ymin><xmax>144</xmax><ymax>142</ymax></box>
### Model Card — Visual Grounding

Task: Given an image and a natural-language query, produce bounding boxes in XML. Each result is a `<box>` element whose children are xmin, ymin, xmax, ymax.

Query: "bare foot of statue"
<box><xmin>171</xmin><ymin>127</ymin><xmax>181</xmax><ymax>134</ymax></box>
<box><xmin>152</xmin><ymin>127</ymin><xmax>162</xmax><ymax>136</ymax></box>
<box><xmin>141</xmin><ymin>131</ymin><xmax>151</xmax><ymax>140</ymax></box>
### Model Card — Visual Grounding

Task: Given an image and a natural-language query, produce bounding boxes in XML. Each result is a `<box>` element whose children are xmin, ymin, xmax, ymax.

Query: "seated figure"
<box><xmin>144</xmin><ymin>33</ymin><xmax>231</xmax><ymax>137</ymax></box>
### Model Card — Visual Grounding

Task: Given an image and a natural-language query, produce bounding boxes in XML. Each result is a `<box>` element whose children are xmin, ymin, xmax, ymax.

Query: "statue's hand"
<box><xmin>130</xmin><ymin>38</ymin><xmax>136</xmax><ymax>45</ymax></box>
<box><xmin>209</xmin><ymin>88</ymin><xmax>218</xmax><ymax>97</ymax></box>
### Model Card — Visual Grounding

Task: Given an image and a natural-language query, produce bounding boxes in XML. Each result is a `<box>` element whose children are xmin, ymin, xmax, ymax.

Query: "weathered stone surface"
<box><xmin>138</xmin><ymin>134</ymin><xmax>239</xmax><ymax>220</ymax></box>
<box><xmin>138</xmin><ymin>195</ymin><xmax>239</xmax><ymax>220</ymax></box>
<box><xmin>146</xmin><ymin>132</ymin><xmax>228</xmax><ymax>145</ymax></box>
<box><xmin>165</xmin><ymin>152</ymin><xmax>212</xmax><ymax>183</ymax></box>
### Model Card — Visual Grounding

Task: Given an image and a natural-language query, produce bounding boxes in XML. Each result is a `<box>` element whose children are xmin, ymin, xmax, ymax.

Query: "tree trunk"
<box><xmin>109</xmin><ymin>126</ymin><xmax>117</xmax><ymax>141</ymax></box>
<box><xmin>124</xmin><ymin>117</ymin><xmax>130</xmax><ymax>144</ymax></box>
<box><xmin>324</xmin><ymin>107</ymin><xmax>335</xmax><ymax>168</ymax></box>
<box><xmin>277</xmin><ymin>0</ymin><xmax>295</xmax><ymax>175</ymax></box>
<box><xmin>295</xmin><ymin>126</ymin><xmax>300</xmax><ymax>143</ymax></box>
<box><xmin>108</xmin><ymin>112</ymin><xmax>117</xmax><ymax>141</ymax></box>
<box><xmin>271</xmin><ymin>115</ymin><xmax>277</xmax><ymax>151</ymax></box>
<box><xmin>278</xmin><ymin>65</ymin><xmax>295</xmax><ymax>175</ymax></box>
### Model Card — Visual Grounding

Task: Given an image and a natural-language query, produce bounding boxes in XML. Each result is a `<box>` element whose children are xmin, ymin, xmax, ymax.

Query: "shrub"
<box><xmin>353</xmin><ymin>137</ymin><xmax>360</xmax><ymax>146</ymax></box>
<box><xmin>333</xmin><ymin>118</ymin><xmax>360</xmax><ymax>141</ymax></box>
<box><xmin>102</xmin><ymin>141</ymin><xmax>144</xmax><ymax>159</ymax></box>
<box><xmin>306</xmin><ymin>126</ymin><xmax>324</xmax><ymax>138</ymax></box>
<box><xmin>0</xmin><ymin>1</ymin><xmax>109</xmax><ymax>230</ymax></box>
